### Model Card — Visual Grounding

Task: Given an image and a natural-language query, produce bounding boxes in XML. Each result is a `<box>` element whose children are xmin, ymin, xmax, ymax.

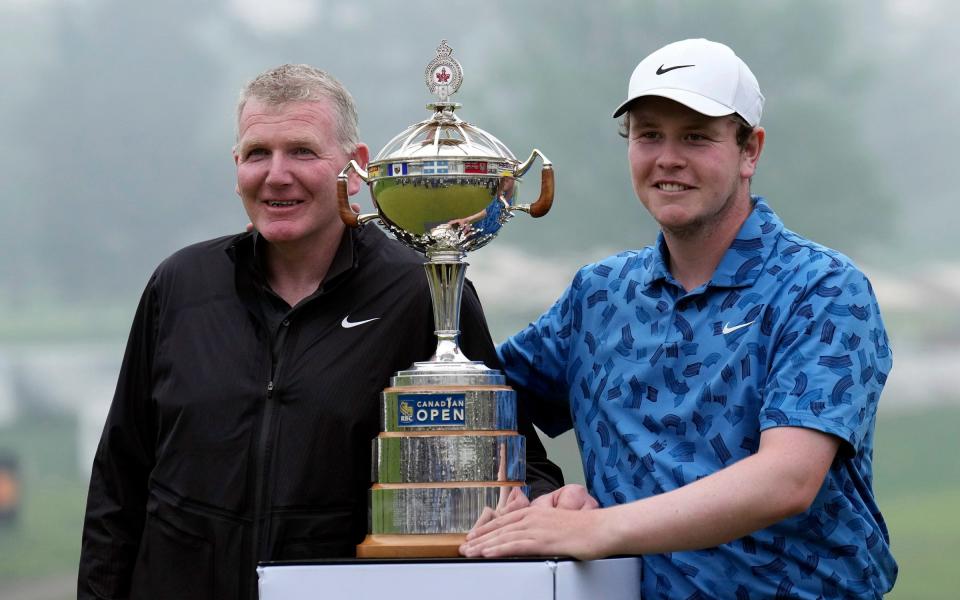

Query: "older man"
<box><xmin>462</xmin><ymin>39</ymin><xmax>897</xmax><ymax>599</ymax></box>
<box><xmin>79</xmin><ymin>64</ymin><xmax>561</xmax><ymax>600</ymax></box>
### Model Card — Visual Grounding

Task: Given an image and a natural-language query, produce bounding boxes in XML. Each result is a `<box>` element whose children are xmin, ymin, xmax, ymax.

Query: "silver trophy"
<box><xmin>337</xmin><ymin>40</ymin><xmax>554</xmax><ymax>558</ymax></box>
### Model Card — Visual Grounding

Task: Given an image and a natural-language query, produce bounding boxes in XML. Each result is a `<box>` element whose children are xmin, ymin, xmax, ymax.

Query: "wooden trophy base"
<box><xmin>356</xmin><ymin>533</ymin><xmax>467</xmax><ymax>558</ymax></box>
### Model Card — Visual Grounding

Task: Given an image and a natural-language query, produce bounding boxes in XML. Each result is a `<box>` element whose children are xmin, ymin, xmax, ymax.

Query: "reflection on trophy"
<box><xmin>337</xmin><ymin>40</ymin><xmax>554</xmax><ymax>558</ymax></box>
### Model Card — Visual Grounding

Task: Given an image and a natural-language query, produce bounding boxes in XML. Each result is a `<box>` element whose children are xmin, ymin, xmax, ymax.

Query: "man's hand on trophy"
<box><xmin>530</xmin><ymin>484</ymin><xmax>599</xmax><ymax>511</ymax></box>
<box><xmin>469</xmin><ymin>486</ymin><xmax>529</xmax><ymax>530</ymax></box>
<box><xmin>245</xmin><ymin>203</ymin><xmax>361</xmax><ymax>232</ymax></box>
<box><xmin>460</xmin><ymin>485</ymin><xmax>601</xmax><ymax>558</ymax></box>
<box><xmin>459</xmin><ymin>500</ymin><xmax>611</xmax><ymax>561</ymax></box>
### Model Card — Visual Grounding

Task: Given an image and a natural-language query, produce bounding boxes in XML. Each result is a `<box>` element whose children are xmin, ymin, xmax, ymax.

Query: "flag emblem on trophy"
<box><xmin>422</xmin><ymin>160</ymin><xmax>449</xmax><ymax>175</ymax></box>
<box><xmin>464</xmin><ymin>161</ymin><xmax>487</xmax><ymax>174</ymax></box>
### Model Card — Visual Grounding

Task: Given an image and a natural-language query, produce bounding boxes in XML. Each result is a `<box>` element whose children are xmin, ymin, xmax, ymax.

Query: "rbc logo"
<box><xmin>398</xmin><ymin>400</ymin><xmax>415</xmax><ymax>424</ymax></box>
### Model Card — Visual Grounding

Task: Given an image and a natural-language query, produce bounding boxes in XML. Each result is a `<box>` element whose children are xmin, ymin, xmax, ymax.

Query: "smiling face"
<box><xmin>234</xmin><ymin>98</ymin><xmax>367</xmax><ymax>249</ymax></box>
<box><xmin>626</xmin><ymin>96</ymin><xmax>763</xmax><ymax>238</ymax></box>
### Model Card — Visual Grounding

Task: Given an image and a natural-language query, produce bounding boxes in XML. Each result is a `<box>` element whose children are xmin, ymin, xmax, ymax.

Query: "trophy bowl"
<box><xmin>340</xmin><ymin>112</ymin><xmax>554</xmax><ymax>255</ymax></box>
<box><xmin>336</xmin><ymin>40</ymin><xmax>555</xmax><ymax>558</ymax></box>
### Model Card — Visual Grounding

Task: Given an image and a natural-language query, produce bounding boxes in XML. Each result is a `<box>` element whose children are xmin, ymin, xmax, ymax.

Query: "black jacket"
<box><xmin>78</xmin><ymin>225</ymin><xmax>562</xmax><ymax>599</ymax></box>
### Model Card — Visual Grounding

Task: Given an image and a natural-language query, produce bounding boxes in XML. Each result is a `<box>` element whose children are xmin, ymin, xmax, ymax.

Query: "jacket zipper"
<box><xmin>248</xmin><ymin>297</ymin><xmax>314</xmax><ymax>576</ymax></box>
<box><xmin>251</xmin><ymin>317</ymin><xmax>288</xmax><ymax>573</ymax></box>
<box><xmin>250</xmin><ymin>379</ymin><xmax>276</xmax><ymax>569</ymax></box>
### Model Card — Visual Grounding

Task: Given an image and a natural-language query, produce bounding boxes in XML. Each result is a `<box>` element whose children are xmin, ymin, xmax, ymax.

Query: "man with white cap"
<box><xmin>462</xmin><ymin>39</ymin><xmax>897</xmax><ymax>598</ymax></box>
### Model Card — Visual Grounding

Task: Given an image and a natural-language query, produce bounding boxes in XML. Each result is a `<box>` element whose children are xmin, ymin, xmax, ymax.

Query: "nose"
<box><xmin>655</xmin><ymin>139</ymin><xmax>686</xmax><ymax>170</ymax></box>
<box><xmin>264</xmin><ymin>154</ymin><xmax>293</xmax><ymax>187</ymax></box>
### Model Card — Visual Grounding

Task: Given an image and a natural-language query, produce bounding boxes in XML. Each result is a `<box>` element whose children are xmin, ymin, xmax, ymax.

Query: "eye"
<box><xmin>685</xmin><ymin>133</ymin><xmax>708</xmax><ymax>142</ymax></box>
<box><xmin>632</xmin><ymin>130</ymin><xmax>661</xmax><ymax>142</ymax></box>
<box><xmin>244</xmin><ymin>147</ymin><xmax>268</xmax><ymax>160</ymax></box>
<box><xmin>292</xmin><ymin>147</ymin><xmax>317</xmax><ymax>158</ymax></box>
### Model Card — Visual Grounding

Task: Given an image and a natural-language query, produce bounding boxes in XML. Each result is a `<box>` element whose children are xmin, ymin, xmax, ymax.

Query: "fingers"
<box><xmin>461</xmin><ymin>487</ymin><xmax>601</xmax><ymax>559</ymax></box>
<box><xmin>502</xmin><ymin>487</ymin><xmax>530</xmax><ymax>513</ymax></box>
<box><xmin>530</xmin><ymin>484</ymin><xmax>599</xmax><ymax>511</ymax></box>
<box><xmin>489</xmin><ymin>488</ymin><xmax>527</xmax><ymax>523</ymax></box>
<box><xmin>460</xmin><ymin>511</ymin><xmax>537</xmax><ymax>558</ymax></box>
<box><xmin>461</xmin><ymin>504</ymin><xmax>609</xmax><ymax>561</ymax></box>
<box><xmin>461</xmin><ymin>531</ymin><xmax>542</xmax><ymax>558</ymax></box>
<box><xmin>578</xmin><ymin>496</ymin><xmax>600</xmax><ymax>510</ymax></box>
<box><xmin>463</xmin><ymin>489</ymin><xmax>530</xmax><ymax>556</ymax></box>
<box><xmin>470</xmin><ymin>506</ymin><xmax>498</xmax><ymax>530</ymax></box>
<box><xmin>465</xmin><ymin>505</ymin><xmax>526</xmax><ymax>541</ymax></box>
<box><xmin>530</xmin><ymin>489</ymin><xmax>559</xmax><ymax>508</ymax></box>
<box><xmin>554</xmin><ymin>485</ymin><xmax>600</xmax><ymax>511</ymax></box>
<box><xmin>461</xmin><ymin>507</ymin><xmax>564</xmax><ymax>558</ymax></box>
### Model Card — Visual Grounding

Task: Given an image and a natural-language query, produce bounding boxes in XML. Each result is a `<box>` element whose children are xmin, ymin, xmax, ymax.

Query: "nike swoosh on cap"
<box><xmin>721</xmin><ymin>320</ymin><xmax>756</xmax><ymax>335</ymax></box>
<box><xmin>341</xmin><ymin>315</ymin><xmax>381</xmax><ymax>329</ymax></box>
<box><xmin>656</xmin><ymin>64</ymin><xmax>695</xmax><ymax>75</ymax></box>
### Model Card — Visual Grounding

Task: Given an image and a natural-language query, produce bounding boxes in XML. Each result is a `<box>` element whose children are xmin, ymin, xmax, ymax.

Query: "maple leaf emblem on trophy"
<box><xmin>435</xmin><ymin>67</ymin><xmax>450</xmax><ymax>83</ymax></box>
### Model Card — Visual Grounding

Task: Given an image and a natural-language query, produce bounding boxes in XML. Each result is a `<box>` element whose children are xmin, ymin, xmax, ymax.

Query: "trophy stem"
<box><xmin>424</xmin><ymin>249</ymin><xmax>470</xmax><ymax>363</ymax></box>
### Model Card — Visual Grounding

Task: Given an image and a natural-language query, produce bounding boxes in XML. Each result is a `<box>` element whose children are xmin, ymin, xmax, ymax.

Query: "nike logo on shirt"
<box><xmin>721</xmin><ymin>320</ymin><xmax>756</xmax><ymax>335</ymax></box>
<box><xmin>341</xmin><ymin>315</ymin><xmax>380</xmax><ymax>329</ymax></box>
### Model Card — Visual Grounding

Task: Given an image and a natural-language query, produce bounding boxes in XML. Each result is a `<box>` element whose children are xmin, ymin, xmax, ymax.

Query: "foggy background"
<box><xmin>1</xmin><ymin>0</ymin><xmax>957</xmax><ymax>597</ymax></box>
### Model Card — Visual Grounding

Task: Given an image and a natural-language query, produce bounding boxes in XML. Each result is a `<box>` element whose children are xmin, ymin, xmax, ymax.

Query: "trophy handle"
<box><xmin>337</xmin><ymin>160</ymin><xmax>380</xmax><ymax>227</ymax></box>
<box><xmin>511</xmin><ymin>149</ymin><xmax>554</xmax><ymax>218</ymax></box>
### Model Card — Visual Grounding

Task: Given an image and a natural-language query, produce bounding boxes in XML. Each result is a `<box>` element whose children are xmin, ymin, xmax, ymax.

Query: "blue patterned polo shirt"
<box><xmin>499</xmin><ymin>197</ymin><xmax>897</xmax><ymax>599</ymax></box>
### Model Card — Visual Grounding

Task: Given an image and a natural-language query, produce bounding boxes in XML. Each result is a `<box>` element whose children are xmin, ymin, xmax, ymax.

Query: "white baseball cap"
<box><xmin>612</xmin><ymin>38</ymin><xmax>764</xmax><ymax>127</ymax></box>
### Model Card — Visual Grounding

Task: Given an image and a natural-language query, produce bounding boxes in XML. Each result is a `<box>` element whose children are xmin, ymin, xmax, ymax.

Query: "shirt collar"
<box><xmin>709</xmin><ymin>196</ymin><xmax>783</xmax><ymax>288</ymax></box>
<box><xmin>317</xmin><ymin>227</ymin><xmax>358</xmax><ymax>290</ymax></box>
<box><xmin>644</xmin><ymin>233</ymin><xmax>673</xmax><ymax>286</ymax></box>
<box><xmin>642</xmin><ymin>196</ymin><xmax>784</xmax><ymax>289</ymax></box>
<box><xmin>240</xmin><ymin>226</ymin><xmax>359</xmax><ymax>293</ymax></box>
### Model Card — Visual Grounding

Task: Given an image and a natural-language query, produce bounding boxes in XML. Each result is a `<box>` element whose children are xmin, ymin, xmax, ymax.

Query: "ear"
<box><xmin>232</xmin><ymin>147</ymin><xmax>241</xmax><ymax>196</ymax></box>
<box><xmin>740</xmin><ymin>126</ymin><xmax>765</xmax><ymax>179</ymax></box>
<box><xmin>346</xmin><ymin>143</ymin><xmax>371</xmax><ymax>196</ymax></box>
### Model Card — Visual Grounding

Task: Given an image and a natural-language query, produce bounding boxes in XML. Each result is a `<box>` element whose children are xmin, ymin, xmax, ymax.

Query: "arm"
<box><xmin>78</xmin><ymin>279</ymin><xmax>159</xmax><ymax>599</ymax></box>
<box><xmin>458</xmin><ymin>280</ymin><xmax>564</xmax><ymax>497</ymax></box>
<box><xmin>462</xmin><ymin>426</ymin><xmax>838</xmax><ymax>559</ymax></box>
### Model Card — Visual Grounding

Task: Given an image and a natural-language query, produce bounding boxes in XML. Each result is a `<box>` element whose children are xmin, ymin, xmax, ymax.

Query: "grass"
<box><xmin>0</xmin><ymin>415</ymin><xmax>87</xmax><ymax>585</ymax></box>
<box><xmin>882</xmin><ymin>489</ymin><xmax>960</xmax><ymax>598</ymax></box>
<box><xmin>873</xmin><ymin>406</ymin><xmax>960</xmax><ymax>598</ymax></box>
<box><xmin>0</xmin><ymin>405</ymin><xmax>957</xmax><ymax>597</ymax></box>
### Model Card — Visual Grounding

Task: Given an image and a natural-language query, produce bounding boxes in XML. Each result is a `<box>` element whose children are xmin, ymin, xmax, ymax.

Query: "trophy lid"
<box><xmin>371</xmin><ymin>40</ymin><xmax>517</xmax><ymax>165</ymax></box>
<box><xmin>424</xmin><ymin>39</ymin><xmax>463</xmax><ymax>106</ymax></box>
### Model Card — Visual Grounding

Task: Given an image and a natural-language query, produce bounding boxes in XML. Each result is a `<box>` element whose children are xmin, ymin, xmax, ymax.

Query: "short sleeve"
<box><xmin>760</xmin><ymin>266</ymin><xmax>892</xmax><ymax>455</ymax></box>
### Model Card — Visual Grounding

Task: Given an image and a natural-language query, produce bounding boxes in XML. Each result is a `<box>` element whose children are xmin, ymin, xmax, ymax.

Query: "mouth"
<box><xmin>264</xmin><ymin>200</ymin><xmax>304</xmax><ymax>207</ymax></box>
<box><xmin>654</xmin><ymin>182</ymin><xmax>694</xmax><ymax>192</ymax></box>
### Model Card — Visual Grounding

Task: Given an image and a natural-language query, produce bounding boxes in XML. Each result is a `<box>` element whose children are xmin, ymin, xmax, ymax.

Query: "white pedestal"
<box><xmin>257</xmin><ymin>556</ymin><xmax>641</xmax><ymax>600</ymax></box>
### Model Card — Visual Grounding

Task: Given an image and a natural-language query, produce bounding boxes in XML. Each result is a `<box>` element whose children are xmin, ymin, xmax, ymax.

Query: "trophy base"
<box><xmin>356</xmin><ymin>533</ymin><xmax>466</xmax><ymax>558</ymax></box>
<box><xmin>361</xmin><ymin>360</ymin><xmax>526</xmax><ymax>559</ymax></box>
